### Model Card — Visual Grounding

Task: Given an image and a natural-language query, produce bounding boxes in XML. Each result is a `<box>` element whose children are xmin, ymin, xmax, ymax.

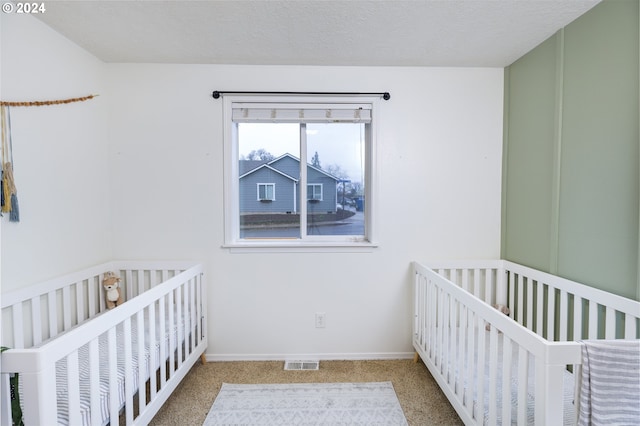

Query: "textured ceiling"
<box><xmin>35</xmin><ymin>0</ymin><xmax>601</xmax><ymax>67</ymax></box>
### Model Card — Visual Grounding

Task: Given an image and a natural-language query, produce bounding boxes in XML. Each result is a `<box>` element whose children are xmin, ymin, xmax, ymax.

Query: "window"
<box><xmin>307</xmin><ymin>184</ymin><xmax>322</xmax><ymax>201</ymax></box>
<box><xmin>257</xmin><ymin>183</ymin><xmax>275</xmax><ymax>201</ymax></box>
<box><xmin>223</xmin><ymin>95</ymin><xmax>378</xmax><ymax>249</ymax></box>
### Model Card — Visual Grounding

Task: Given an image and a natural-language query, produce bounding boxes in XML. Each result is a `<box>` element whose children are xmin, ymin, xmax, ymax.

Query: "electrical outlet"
<box><xmin>315</xmin><ymin>312</ymin><xmax>326</xmax><ymax>328</ymax></box>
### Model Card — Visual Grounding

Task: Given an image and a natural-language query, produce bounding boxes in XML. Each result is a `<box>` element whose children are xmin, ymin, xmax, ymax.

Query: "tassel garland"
<box><xmin>1</xmin><ymin>106</ymin><xmax>19</xmax><ymax>222</ymax></box>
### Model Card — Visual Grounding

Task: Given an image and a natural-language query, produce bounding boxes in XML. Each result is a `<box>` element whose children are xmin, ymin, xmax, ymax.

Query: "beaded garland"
<box><xmin>0</xmin><ymin>94</ymin><xmax>98</xmax><ymax>107</ymax></box>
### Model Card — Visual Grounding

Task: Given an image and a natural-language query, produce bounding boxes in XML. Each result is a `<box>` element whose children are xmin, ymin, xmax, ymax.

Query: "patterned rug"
<box><xmin>202</xmin><ymin>381</ymin><xmax>409</xmax><ymax>425</ymax></box>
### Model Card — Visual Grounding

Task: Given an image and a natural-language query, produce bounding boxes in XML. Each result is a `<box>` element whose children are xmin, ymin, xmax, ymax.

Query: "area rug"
<box><xmin>202</xmin><ymin>381</ymin><xmax>409</xmax><ymax>425</ymax></box>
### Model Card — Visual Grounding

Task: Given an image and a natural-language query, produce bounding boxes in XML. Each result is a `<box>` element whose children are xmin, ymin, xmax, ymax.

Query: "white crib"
<box><xmin>413</xmin><ymin>260</ymin><xmax>640</xmax><ymax>426</ymax></box>
<box><xmin>1</xmin><ymin>260</ymin><xmax>207</xmax><ymax>426</ymax></box>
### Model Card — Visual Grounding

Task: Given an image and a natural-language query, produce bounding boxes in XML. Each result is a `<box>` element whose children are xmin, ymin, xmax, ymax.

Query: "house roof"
<box><xmin>239</xmin><ymin>153</ymin><xmax>340</xmax><ymax>181</ymax></box>
<box><xmin>239</xmin><ymin>163</ymin><xmax>298</xmax><ymax>182</ymax></box>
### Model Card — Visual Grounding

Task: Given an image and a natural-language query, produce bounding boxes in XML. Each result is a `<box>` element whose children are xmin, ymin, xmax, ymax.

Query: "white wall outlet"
<box><xmin>315</xmin><ymin>312</ymin><xmax>326</xmax><ymax>328</ymax></box>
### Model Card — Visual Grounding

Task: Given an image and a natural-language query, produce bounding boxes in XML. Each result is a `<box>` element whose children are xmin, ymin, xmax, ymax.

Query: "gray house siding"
<box><xmin>307</xmin><ymin>168</ymin><xmax>337</xmax><ymax>213</ymax></box>
<box><xmin>239</xmin><ymin>166</ymin><xmax>297</xmax><ymax>213</ymax></box>
<box><xmin>239</xmin><ymin>154</ymin><xmax>338</xmax><ymax>214</ymax></box>
<box><xmin>270</xmin><ymin>156</ymin><xmax>300</xmax><ymax>179</ymax></box>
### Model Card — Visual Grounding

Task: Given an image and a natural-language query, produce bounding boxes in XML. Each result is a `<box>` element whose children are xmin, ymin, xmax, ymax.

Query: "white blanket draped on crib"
<box><xmin>577</xmin><ymin>339</ymin><xmax>640</xmax><ymax>426</ymax></box>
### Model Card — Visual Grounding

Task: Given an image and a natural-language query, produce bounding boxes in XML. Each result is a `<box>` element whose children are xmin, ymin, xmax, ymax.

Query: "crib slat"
<box><xmin>488</xmin><ymin>327</ymin><xmax>499</xmax><ymax>425</ymax></box>
<box><xmin>89</xmin><ymin>338</ymin><xmax>101</xmax><ymax>426</ymax></box>
<box><xmin>168</xmin><ymin>289</ymin><xmax>176</xmax><ymax>376</ymax></box>
<box><xmin>76</xmin><ymin>281</ymin><xmax>86</xmax><ymax>323</ymax></box>
<box><xmin>108</xmin><ymin>327</ymin><xmax>119</xmax><ymax>426</ymax></box>
<box><xmin>123</xmin><ymin>317</ymin><xmax>134</xmax><ymax>425</ymax></box>
<box><xmin>436</xmin><ymin>287</ymin><xmax>444</xmax><ymax>372</ymax></box>
<box><xmin>159</xmin><ymin>294</ymin><xmax>167</xmax><ymax>387</ymax></box>
<box><xmin>526</xmin><ymin>279</ymin><xmax>534</xmax><ymax>329</ymax></box>
<box><xmin>149</xmin><ymin>302</ymin><xmax>158</xmax><ymax>400</ymax></box>
<box><xmin>464</xmin><ymin>310</ymin><xmax>475</xmax><ymax>419</ymax></box>
<box><xmin>12</xmin><ymin>303</ymin><xmax>24</xmax><ymax>348</ymax></box>
<box><xmin>427</xmin><ymin>278</ymin><xmax>435</xmax><ymax>358</ymax></box>
<box><xmin>125</xmin><ymin>270</ymin><xmax>134</xmax><ymax>300</ymax></box>
<box><xmin>176</xmin><ymin>285</ymin><xmax>184</xmax><ymax>367</ymax></box>
<box><xmin>486</xmin><ymin>269</ymin><xmax>494</xmax><ymax>305</ymax></box>
<box><xmin>138</xmin><ymin>269</ymin><xmax>145</xmax><ymax>297</ymax></box>
<box><xmin>67</xmin><ymin>350</ymin><xmax>81</xmax><ymax>426</ymax></box>
<box><xmin>605</xmin><ymin>306</ymin><xmax>616</xmax><ymax>338</ymax></box>
<box><xmin>501</xmin><ymin>337</ymin><xmax>512</xmax><ymax>425</ymax></box>
<box><xmin>547</xmin><ymin>288</ymin><xmax>556</xmax><ymax>341</ymax></box>
<box><xmin>476</xmin><ymin>316</ymin><xmax>487</xmax><ymax>423</ymax></box>
<box><xmin>462</xmin><ymin>269</ymin><xmax>469</xmax><ymax>292</ymax></box>
<box><xmin>457</xmin><ymin>306</ymin><xmax>467</xmax><ymax>400</ymax></box>
<box><xmin>62</xmin><ymin>286</ymin><xmax>72</xmax><ymax>330</ymax></box>
<box><xmin>559</xmin><ymin>290</ymin><xmax>568</xmax><ymax>341</ymax></box>
<box><xmin>137</xmin><ymin>310</ymin><xmax>147</xmax><ymax>414</ymax></box>
<box><xmin>574</xmin><ymin>296</ymin><xmax>583</xmax><ymax>341</ymax></box>
<box><xmin>496</xmin><ymin>268</ymin><xmax>507</xmax><ymax>306</ymax></box>
<box><xmin>624</xmin><ymin>313</ymin><xmax>637</xmax><ymax>338</ymax></box>
<box><xmin>508</xmin><ymin>273</ymin><xmax>515</xmax><ymax>320</ymax></box>
<box><xmin>150</xmin><ymin>268</ymin><xmax>158</xmax><ymax>289</ymax></box>
<box><xmin>48</xmin><ymin>290</ymin><xmax>58</xmax><ymax>340</ymax></box>
<box><xmin>517</xmin><ymin>346</ymin><xmax>529</xmax><ymax>425</ymax></box>
<box><xmin>536</xmin><ymin>282</ymin><xmax>544</xmax><ymax>337</ymax></box>
<box><xmin>517</xmin><ymin>274</ymin><xmax>524</xmax><ymax>325</ymax></box>
<box><xmin>440</xmin><ymin>292</ymin><xmax>448</xmax><ymax>375</ymax></box>
<box><xmin>588</xmin><ymin>300</ymin><xmax>598</xmax><ymax>339</ymax></box>
<box><xmin>473</xmin><ymin>269</ymin><xmax>481</xmax><ymax>299</ymax></box>
<box><xmin>190</xmin><ymin>277</ymin><xmax>197</xmax><ymax>352</ymax></box>
<box><xmin>88</xmin><ymin>277</ymin><xmax>97</xmax><ymax>318</ymax></box>
<box><xmin>98</xmin><ymin>276</ymin><xmax>107</xmax><ymax>311</ymax></box>
<box><xmin>31</xmin><ymin>296</ymin><xmax>43</xmax><ymax>346</ymax></box>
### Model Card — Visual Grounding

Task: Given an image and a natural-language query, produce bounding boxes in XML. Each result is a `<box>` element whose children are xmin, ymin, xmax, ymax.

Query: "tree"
<box><xmin>311</xmin><ymin>151</ymin><xmax>321</xmax><ymax>168</ymax></box>
<box><xmin>244</xmin><ymin>149</ymin><xmax>275</xmax><ymax>161</ymax></box>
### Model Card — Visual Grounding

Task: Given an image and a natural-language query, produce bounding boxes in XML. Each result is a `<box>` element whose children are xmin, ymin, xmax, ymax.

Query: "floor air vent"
<box><xmin>284</xmin><ymin>360</ymin><xmax>319</xmax><ymax>371</ymax></box>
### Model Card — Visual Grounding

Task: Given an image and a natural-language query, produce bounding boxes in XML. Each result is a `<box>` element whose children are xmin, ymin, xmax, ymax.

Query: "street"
<box><xmin>241</xmin><ymin>210</ymin><xmax>364</xmax><ymax>238</ymax></box>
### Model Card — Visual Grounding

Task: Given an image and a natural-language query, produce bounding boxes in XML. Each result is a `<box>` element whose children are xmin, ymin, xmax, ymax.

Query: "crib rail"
<box><xmin>502</xmin><ymin>261</ymin><xmax>639</xmax><ymax>341</ymax></box>
<box><xmin>413</xmin><ymin>261</ymin><xmax>582</xmax><ymax>426</ymax></box>
<box><xmin>1</xmin><ymin>261</ymin><xmax>196</xmax><ymax>349</ymax></box>
<box><xmin>1</xmin><ymin>262</ymin><xmax>207</xmax><ymax>426</ymax></box>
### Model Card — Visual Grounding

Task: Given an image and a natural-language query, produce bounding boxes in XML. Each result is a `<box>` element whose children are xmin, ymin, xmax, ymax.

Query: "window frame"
<box><xmin>222</xmin><ymin>95</ymin><xmax>379</xmax><ymax>251</ymax></box>
<box><xmin>307</xmin><ymin>183</ymin><xmax>323</xmax><ymax>201</ymax></box>
<box><xmin>257</xmin><ymin>183</ymin><xmax>275</xmax><ymax>201</ymax></box>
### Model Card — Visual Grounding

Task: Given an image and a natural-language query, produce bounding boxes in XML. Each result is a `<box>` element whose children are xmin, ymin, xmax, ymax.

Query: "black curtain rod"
<box><xmin>212</xmin><ymin>91</ymin><xmax>390</xmax><ymax>100</ymax></box>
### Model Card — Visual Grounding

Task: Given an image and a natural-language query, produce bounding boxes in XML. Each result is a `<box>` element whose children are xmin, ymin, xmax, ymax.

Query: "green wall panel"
<box><xmin>503</xmin><ymin>0</ymin><xmax>639</xmax><ymax>300</ymax></box>
<box><xmin>503</xmin><ymin>35</ymin><xmax>558</xmax><ymax>271</ymax></box>
<box><xmin>559</xmin><ymin>0</ymin><xmax>639</xmax><ymax>298</ymax></box>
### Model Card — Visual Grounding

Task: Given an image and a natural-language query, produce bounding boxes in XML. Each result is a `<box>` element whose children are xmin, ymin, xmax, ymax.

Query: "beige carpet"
<box><xmin>150</xmin><ymin>359</ymin><xmax>463</xmax><ymax>425</ymax></box>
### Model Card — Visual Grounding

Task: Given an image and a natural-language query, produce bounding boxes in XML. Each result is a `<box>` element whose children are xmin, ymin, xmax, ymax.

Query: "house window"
<box><xmin>307</xmin><ymin>184</ymin><xmax>322</xmax><ymax>201</ymax></box>
<box><xmin>257</xmin><ymin>183</ymin><xmax>275</xmax><ymax>201</ymax></box>
<box><xmin>223</xmin><ymin>95</ymin><xmax>378</xmax><ymax>249</ymax></box>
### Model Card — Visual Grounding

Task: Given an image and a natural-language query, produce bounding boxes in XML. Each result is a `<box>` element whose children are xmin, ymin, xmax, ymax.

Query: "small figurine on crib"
<box><xmin>486</xmin><ymin>304</ymin><xmax>510</xmax><ymax>331</ymax></box>
<box><xmin>103</xmin><ymin>271</ymin><xmax>124</xmax><ymax>309</ymax></box>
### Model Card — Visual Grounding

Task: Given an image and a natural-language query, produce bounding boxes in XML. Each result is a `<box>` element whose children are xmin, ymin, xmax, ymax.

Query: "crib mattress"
<box><xmin>433</xmin><ymin>327</ymin><xmax>575</xmax><ymax>425</ymax></box>
<box><xmin>50</xmin><ymin>308</ymin><xmax>191</xmax><ymax>426</ymax></box>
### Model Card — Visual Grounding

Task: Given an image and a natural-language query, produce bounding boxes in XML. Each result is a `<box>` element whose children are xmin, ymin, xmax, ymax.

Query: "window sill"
<box><xmin>222</xmin><ymin>241</ymin><xmax>379</xmax><ymax>253</ymax></box>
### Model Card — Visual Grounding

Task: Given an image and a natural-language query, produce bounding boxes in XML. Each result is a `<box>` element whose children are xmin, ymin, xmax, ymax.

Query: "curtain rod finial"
<box><xmin>212</xmin><ymin>91</ymin><xmax>221</xmax><ymax>99</ymax></box>
<box><xmin>383</xmin><ymin>92</ymin><xmax>390</xmax><ymax>100</ymax></box>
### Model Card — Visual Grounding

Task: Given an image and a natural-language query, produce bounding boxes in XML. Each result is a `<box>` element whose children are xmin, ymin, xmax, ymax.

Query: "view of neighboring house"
<box><xmin>239</xmin><ymin>153</ymin><xmax>339</xmax><ymax>214</ymax></box>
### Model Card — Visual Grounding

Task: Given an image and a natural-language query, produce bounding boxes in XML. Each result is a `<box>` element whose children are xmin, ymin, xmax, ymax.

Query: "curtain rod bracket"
<box><xmin>212</xmin><ymin>91</ymin><xmax>390</xmax><ymax>100</ymax></box>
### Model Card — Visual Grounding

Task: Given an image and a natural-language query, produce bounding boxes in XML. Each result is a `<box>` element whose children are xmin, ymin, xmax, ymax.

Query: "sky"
<box><xmin>238</xmin><ymin>123</ymin><xmax>365</xmax><ymax>183</ymax></box>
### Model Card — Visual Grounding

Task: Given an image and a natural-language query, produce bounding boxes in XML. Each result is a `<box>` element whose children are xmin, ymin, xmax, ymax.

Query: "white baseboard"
<box><xmin>205</xmin><ymin>352</ymin><xmax>415</xmax><ymax>362</ymax></box>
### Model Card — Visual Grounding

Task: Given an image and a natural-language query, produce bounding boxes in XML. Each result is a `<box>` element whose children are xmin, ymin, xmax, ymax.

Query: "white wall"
<box><xmin>0</xmin><ymin>13</ymin><xmax>110</xmax><ymax>291</ymax></box>
<box><xmin>1</xmin><ymin>13</ymin><xmax>504</xmax><ymax>358</ymax></box>
<box><xmin>107</xmin><ymin>64</ymin><xmax>504</xmax><ymax>359</ymax></box>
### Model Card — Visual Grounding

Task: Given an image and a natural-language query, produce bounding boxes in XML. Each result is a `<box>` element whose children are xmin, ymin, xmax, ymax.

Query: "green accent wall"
<box><xmin>502</xmin><ymin>0</ymin><xmax>640</xmax><ymax>300</ymax></box>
